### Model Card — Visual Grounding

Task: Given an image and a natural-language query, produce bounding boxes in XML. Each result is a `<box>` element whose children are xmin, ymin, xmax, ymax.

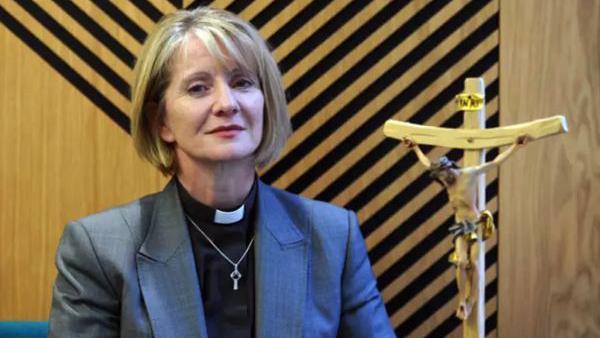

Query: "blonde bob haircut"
<box><xmin>131</xmin><ymin>7</ymin><xmax>291</xmax><ymax>175</ymax></box>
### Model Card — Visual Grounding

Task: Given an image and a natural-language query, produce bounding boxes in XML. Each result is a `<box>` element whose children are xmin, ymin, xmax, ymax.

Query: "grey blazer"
<box><xmin>49</xmin><ymin>180</ymin><xmax>395</xmax><ymax>338</ymax></box>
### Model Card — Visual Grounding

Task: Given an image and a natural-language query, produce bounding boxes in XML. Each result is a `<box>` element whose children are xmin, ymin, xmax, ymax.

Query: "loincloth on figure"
<box><xmin>448</xmin><ymin>210</ymin><xmax>495</xmax><ymax>266</ymax></box>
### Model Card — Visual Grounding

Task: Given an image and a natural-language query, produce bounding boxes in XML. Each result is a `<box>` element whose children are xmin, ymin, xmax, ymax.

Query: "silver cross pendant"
<box><xmin>230</xmin><ymin>265</ymin><xmax>242</xmax><ymax>290</ymax></box>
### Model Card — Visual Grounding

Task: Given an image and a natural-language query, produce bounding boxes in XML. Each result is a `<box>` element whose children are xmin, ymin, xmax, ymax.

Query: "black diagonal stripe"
<box><xmin>485</xmin><ymin>310</ymin><xmax>497</xmax><ymax>335</ymax></box>
<box><xmin>285</xmin><ymin>0</ymin><xmax>446</xmax><ymax>102</ymax></box>
<box><xmin>488</xmin><ymin>77</ymin><xmax>499</xmax><ymax>106</ymax></box>
<box><xmin>484</xmin><ymin>179</ymin><xmax>499</xmax><ymax>205</ymax></box>
<box><xmin>92</xmin><ymin>0</ymin><xmax>146</xmax><ymax>43</ymax></box>
<box><xmin>395</xmin><ymin>247</ymin><xmax>498</xmax><ymax>336</ymax></box>
<box><xmin>486</xmin><ymin>147</ymin><xmax>499</xmax><ymax>165</ymax></box>
<box><xmin>226</xmin><ymin>0</ymin><xmax>252</xmax><ymax>14</ymax></box>
<box><xmin>423</xmin><ymin>251</ymin><xmax>498</xmax><ymax>338</ymax></box>
<box><xmin>131</xmin><ymin>0</ymin><xmax>163</xmax><ymax>22</ymax></box>
<box><xmin>486</xmin><ymin>278</ymin><xmax>497</xmax><ymax>302</ymax></box>
<box><xmin>52</xmin><ymin>0</ymin><xmax>135</xmax><ymax>68</ymax></box>
<box><xmin>18</xmin><ymin>0</ymin><xmax>130</xmax><ymax>98</ymax></box>
<box><xmin>187</xmin><ymin>0</ymin><xmax>213</xmax><ymax>9</ymax></box>
<box><xmin>487</xmin><ymin>106</ymin><xmax>499</xmax><ymax>127</ymax></box>
<box><xmin>344</xmin><ymin>79</ymin><xmax>499</xmax><ymax>214</ymax></box>
<box><xmin>170</xmin><ymin>0</ymin><xmax>183</xmax><ymax>9</ymax></box>
<box><xmin>264</xmin><ymin>1</ymin><xmax>327</xmax><ymax>49</ymax></box>
<box><xmin>271</xmin><ymin>1</ymin><xmax>365</xmax><ymax>62</ymax></box>
<box><xmin>249</xmin><ymin>0</ymin><xmax>291</xmax><ymax>30</ymax></box>
<box><xmin>0</xmin><ymin>5</ymin><xmax>130</xmax><ymax>133</ymax></box>
<box><xmin>282</xmin><ymin>16</ymin><xmax>498</xmax><ymax>195</ymax></box>
<box><xmin>262</xmin><ymin>3</ymin><xmax>494</xmax><ymax>186</ymax></box>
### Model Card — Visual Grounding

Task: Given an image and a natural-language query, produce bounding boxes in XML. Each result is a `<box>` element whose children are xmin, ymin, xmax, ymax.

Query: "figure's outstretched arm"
<box><xmin>472</xmin><ymin>135</ymin><xmax>530</xmax><ymax>174</ymax></box>
<box><xmin>402</xmin><ymin>138</ymin><xmax>431</xmax><ymax>169</ymax></box>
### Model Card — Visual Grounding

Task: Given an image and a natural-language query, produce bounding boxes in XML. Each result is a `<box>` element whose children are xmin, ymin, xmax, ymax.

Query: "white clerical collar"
<box><xmin>214</xmin><ymin>205</ymin><xmax>245</xmax><ymax>224</ymax></box>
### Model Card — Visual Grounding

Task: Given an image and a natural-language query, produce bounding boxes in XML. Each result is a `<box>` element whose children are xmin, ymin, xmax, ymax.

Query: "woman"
<box><xmin>49</xmin><ymin>7</ymin><xmax>394</xmax><ymax>338</ymax></box>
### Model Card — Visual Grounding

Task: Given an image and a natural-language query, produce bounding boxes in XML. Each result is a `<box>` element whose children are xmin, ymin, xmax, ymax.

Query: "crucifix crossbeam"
<box><xmin>384</xmin><ymin>115</ymin><xmax>568</xmax><ymax>149</ymax></box>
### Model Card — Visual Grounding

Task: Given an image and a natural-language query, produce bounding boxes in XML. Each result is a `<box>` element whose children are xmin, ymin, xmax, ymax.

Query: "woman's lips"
<box><xmin>207</xmin><ymin>125</ymin><xmax>244</xmax><ymax>137</ymax></box>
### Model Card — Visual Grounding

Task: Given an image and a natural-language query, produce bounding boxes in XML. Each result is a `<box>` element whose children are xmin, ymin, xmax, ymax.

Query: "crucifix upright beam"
<box><xmin>462</xmin><ymin>79</ymin><xmax>486</xmax><ymax>338</ymax></box>
<box><xmin>383</xmin><ymin>78</ymin><xmax>567</xmax><ymax>338</ymax></box>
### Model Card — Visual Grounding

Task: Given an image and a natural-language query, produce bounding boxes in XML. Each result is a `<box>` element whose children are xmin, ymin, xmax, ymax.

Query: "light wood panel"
<box><xmin>499</xmin><ymin>0</ymin><xmax>600</xmax><ymax>337</ymax></box>
<box><xmin>0</xmin><ymin>23</ymin><xmax>167</xmax><ymax>320</ymax></box>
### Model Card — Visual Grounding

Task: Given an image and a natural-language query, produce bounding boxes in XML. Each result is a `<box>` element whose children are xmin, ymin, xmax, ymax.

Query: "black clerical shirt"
<box><xmin>177</xmin><ymin>178</ymin><xmax>256</xmax><ymax>338</ymax></box>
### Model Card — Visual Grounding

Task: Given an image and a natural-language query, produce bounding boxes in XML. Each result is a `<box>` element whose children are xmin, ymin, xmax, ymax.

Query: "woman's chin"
<box><xmin>200</xmin><ymin>151</ymin><xmax>255</xmax><ymax>165</ymax></box>
<box><xmin>176</xmin><ymin>144</ymin><xmax>258</xmax><ymax>167</ymax></box>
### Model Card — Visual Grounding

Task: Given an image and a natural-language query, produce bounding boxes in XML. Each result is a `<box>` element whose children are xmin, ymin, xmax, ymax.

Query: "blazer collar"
<box><xmin>138</xmin><ymin>179</ymin><xmax>187</xmax><ymax>262</ymax></box>
<box><xmin>136</xmin><ymin>178</ymin><xmax>208</xmax><ymax>338</ymax></box>
<box><xmin>254</xmin><ymin>181</ymin><xmax>308</xmax><ymax>337</ymax></box>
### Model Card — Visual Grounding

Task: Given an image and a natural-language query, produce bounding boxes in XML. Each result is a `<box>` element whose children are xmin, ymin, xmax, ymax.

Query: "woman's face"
<box><xmin>159</xmin><ymin>36</ymin><xmax>264</xmax><ymax>168</ymax></box>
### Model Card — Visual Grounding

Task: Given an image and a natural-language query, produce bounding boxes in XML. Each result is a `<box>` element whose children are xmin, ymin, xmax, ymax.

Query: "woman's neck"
<box><xmin>176</xmin><ymin>158</ymin><xmax>255</xmax><ymax>210</ymax></box>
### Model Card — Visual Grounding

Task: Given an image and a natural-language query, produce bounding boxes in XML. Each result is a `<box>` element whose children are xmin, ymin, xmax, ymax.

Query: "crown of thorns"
<box><xmin>430</xmin><ymin>156</ymin><xmax>457</xmax><ymax>170</ymax></box>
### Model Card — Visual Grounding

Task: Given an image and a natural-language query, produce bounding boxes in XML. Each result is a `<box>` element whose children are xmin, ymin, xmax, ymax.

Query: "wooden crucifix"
<box><xmin>382</xmin><ymin>78</ymin><xmax>568</xmax><ymax>338</ymax></box>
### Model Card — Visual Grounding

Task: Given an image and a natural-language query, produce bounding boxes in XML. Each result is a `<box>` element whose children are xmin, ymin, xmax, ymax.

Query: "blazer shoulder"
<box><xmin>72</xmin><ymin>191</ymin><xmax>160</xmax><ymax>245</ymax></box>
<box><xmin>265</xmin><ymin>184</ymin><xmax>354</xmax><ymax>237</ymax></box>
<box><xmin>267</xmin><ymin>183</ymin><xmax>350</xmax><ymax>214</ymax></box>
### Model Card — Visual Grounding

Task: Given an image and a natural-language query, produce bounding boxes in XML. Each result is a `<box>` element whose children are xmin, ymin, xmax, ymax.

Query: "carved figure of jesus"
<box><xmin>402</xmin><ymin>135</ymin><xmax>529</xmax><ymax>320</ymax></box>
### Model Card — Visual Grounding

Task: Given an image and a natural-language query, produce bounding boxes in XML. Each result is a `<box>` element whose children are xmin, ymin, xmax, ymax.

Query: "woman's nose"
<box><xmin>213</xmin><ymin>81</ymin><xmax>239</xmax><ymax>116</ymax></box>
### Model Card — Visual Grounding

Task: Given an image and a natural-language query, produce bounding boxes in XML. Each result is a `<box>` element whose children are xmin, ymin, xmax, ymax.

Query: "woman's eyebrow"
<box><xmin>229</xmin><ymin>67</ymin><xmax>258</xmax><ymax>81</ymax></box>
<box><xmin>181</xmin><ymin>70</ymin><xmax>212</xmax><ymax>84</ymax></box>
<box><xmin>228</xmin><ymin>67</ymin><xmax>245</xmax><ymax>75</ymax></box>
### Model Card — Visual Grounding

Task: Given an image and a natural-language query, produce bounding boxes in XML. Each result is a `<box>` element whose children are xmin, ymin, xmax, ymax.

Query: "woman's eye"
<box><xmin>188</xmin><ymin>84</ymin><xmax>208</xmax><ymax>95</ymax></box>
<box><xmin>233</xmin><ymin>78</ymin><xmax>254</xmax><ymax>89</ymax></box>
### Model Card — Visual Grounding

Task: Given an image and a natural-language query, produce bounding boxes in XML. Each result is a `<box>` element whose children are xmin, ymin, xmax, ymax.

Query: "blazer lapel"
<box><xmin>136</xmin><ymin>180</ymin><xmax>208</xmax><ymax>338</ymax></box>
<box><xmin>255</xmin><ymin>182</ymin><xmax>308</xmax><ymax>338</ymax></box>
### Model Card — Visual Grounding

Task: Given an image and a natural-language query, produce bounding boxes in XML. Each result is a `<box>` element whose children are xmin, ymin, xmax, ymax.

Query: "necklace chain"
<box><xmin>185</xmin><ymin>214</ymin><xmax>254</xmax><ymax>290</ymax></box>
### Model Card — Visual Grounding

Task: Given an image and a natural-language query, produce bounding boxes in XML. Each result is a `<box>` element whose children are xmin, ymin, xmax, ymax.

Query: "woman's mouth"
<box><xmin>207</xmin><ymin>125</ymin><xmax>245</xmax><ymax>137</ymax></box>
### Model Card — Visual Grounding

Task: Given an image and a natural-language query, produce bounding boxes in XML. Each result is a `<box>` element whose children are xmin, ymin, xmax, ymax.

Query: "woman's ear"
<box><xmin>149</xmin><ymin>101</ymin><xmax>175</xmax><ymax>143</ymax></box>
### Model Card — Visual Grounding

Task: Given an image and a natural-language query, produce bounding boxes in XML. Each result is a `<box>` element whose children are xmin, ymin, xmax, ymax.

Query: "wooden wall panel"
<box><xmin>499</xmin><ymin>0</ymin><xmax>600</xmax><ymax>337</ymax></box>
<box><xmin>0</xmin><ymin>24</ymin><xmax>167</xmax><ymax>319</ymax></box>
<box><xmin>1</xmin><ymin>1</ymin><xmax>501</xmax><ymax>336</ymax></box>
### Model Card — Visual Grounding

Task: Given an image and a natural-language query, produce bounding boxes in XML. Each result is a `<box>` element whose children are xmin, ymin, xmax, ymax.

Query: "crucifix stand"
<box><xmin>382</xmin><ymin>78</ymin><xmax>567</xmax><ymax>338</ymax></box>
